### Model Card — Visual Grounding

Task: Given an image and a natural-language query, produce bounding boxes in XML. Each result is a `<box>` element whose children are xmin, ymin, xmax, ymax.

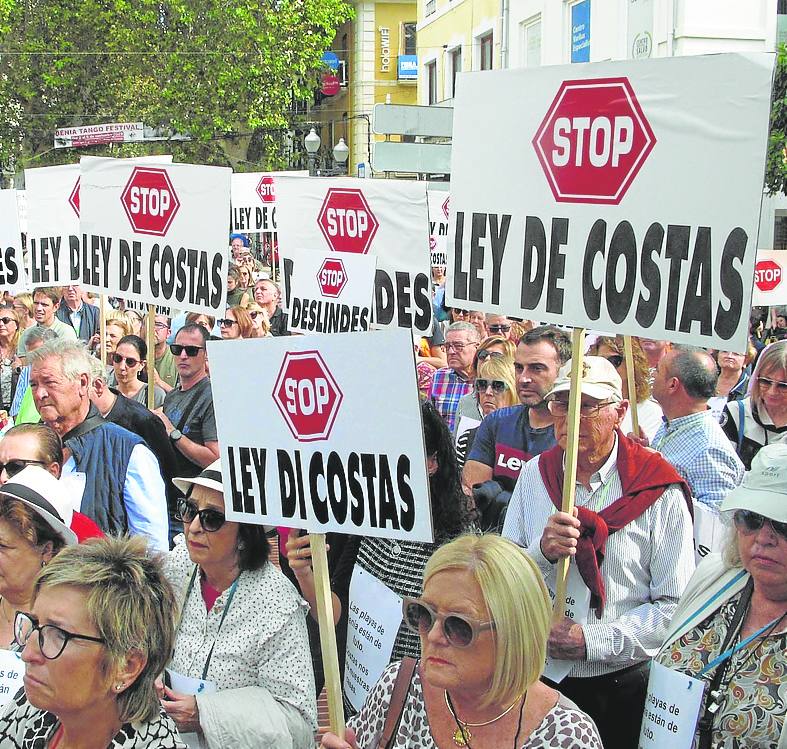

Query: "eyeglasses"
<box><xmin>14</xmin><ymin>611</ymin><xmax>105</xmax><ymax>660</ymax></box>
<box><xmin>111</xmin><ymin>353</ymin><xmax>140</xmax><ymax>368</ymax></box>
<box><xmin>757</xmin><ymin>376</ymin><xmax>787</xmax><ymax>393</ymax></box>
<box><xmin>248</xmin><ymin>311</ymin><xmax>260</xmax><ymax>320</ymax></box>
<box><xmin>475</xmin><ymin>379</ymin><xmax>507</xmax><ymax>394</ymax></box>
<box><xmin>217</xmin><ymin>319</ymin><xmax>238</xmax><ymax>328</ymax></box>
<box><xmin>604</xmin><ymin>355</ymin><xmax>624</xmax><ymax>369</ymax></box>
<box><xmin>402</xmin><ymin>598</ymin><xmax>495</xmax><ymax>648</ymax></box>
<box><xmin>0</xmin><ymin>317</ymin><xmax>16</xmax><ymax>326</ymax></box>
<box><xmin>154</xmin><ymin>321</ymin><xmax>169</xmax><ymax>330</ymax></box>
<box><xmin>175</xmin><ymin>498</ymin><xmax>226</xmax><ymax>532</ymax></box>
<box><xmin>476</xmin><ymin>350</ymin><xmax>504</xmax><ymax>363</ymax></box>
<box><xmin>488</xmin><ymin>324</ymin><xmax>511</xmax><ymax>334</ymax></box>
<box><xmin>733</xmin><ymin>510</ymin><xmax>787</xmax><ymax>540</ymax></box>
<box><xmin>451</xmin><ymin>309</ymin><xmax>469</xmax><ymax>317</ymax></box>
<box><xmin>547</xmin><ymin>399</ymin><xmax>615</xmax><ymax>418</ymax></box>
<box><xmin>445</xmin><ymin>341</ymin><xmax>478</xmax><ymax>352</ymax></box>
<box><xmin>0</xmin><ymin>459</ymin><xmax>48</xmax><ymax>479</ymax></box>
<box><xmin>170</xmin><ymin>344</ymin><xmax>205</xmax><ymax>357</ymax></box>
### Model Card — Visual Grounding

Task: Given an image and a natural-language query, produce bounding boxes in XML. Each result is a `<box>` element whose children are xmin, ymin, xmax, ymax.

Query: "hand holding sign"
<box><xmin>540</xmin><ymin>508</ymin><xmax>581</xmax><ymax>562</ymax></box>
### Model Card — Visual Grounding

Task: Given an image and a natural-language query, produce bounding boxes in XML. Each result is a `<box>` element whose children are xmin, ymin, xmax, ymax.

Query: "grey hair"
<box><xmin>27</xmin><ymin>338</ymin><xmax>95</xmax><ymax>383</ymax></box>
<box><xmin>447</xmin><ymin>321</ymin><xmax>481</xmax><ymax>341</ymax></box>
<box><xmin>668</xmin><ymin>345</ymin><xmax>718</xmax><ymax>399</ymax></box>
<box><xmin>25</xmin><ymin>327</ymin><xmax>59</xmax><ymax>348</ymax></box>
<box><xmin>750</xmin><ymin>340</ymin><xmax>787</xmax><ymax>407</ymax></box>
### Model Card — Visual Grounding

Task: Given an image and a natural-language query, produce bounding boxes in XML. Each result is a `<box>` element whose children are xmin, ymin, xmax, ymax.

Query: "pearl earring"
<box><xmin>115</xmin><ymin>683</ymin><xmax>124</xmax><ymax>692</ymax></box>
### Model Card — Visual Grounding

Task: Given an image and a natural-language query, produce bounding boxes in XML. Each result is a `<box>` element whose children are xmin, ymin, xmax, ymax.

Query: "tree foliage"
<box><xmin>0</xmin><ymin>0</ymin><xmax>352</xmax><ymax>172</ymax></box>
<box><xmin>766</xmin><ymin>44</ymin><xmax>787</xmax><ymax>195</ymax></box>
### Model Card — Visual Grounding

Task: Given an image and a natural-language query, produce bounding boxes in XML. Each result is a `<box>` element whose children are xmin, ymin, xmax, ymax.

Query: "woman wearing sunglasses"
<box><xmin>217</xmin><ymin>307</ymin><xmax>253</xmax><ymax>341</ymax></box>
<box><xmin>721</xmin><ymin>340</ymin><xmax>787</xmax><ymax>470</ymax></box>
<box><xmin>0</xmin><ymin>307</ymin><xmax>21</xmax><ymax>415</ymax></box>
<box><xmin>654</xmin><ymin>443</ymin><xmax>787</xmax><ymax>748</ymax></box>
<box><xmin>112</xmin><ymin>335</ymin><xmax>166</xmax><ymax>409</ymax></box>
<box><xmin>162</xmin><ymin>460</ymin><xmax>316</xmax><ymax>749</ymax></box>
<box><xmin>245</xmin><ymin>303</ymin><xmax>272</xmax><ymax>338</ymax></box>
<box><xmin>0</xmin><ymin>535</ymin><xmax>182</xmax><ymax>748</ymax></box>
<box><xmin>321</xmin><ymin>534</ymin><xmax>601</xmax><ymax>749</ymax></box>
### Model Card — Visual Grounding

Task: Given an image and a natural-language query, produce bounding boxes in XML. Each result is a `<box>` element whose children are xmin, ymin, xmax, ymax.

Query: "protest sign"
<box><xmin>285</xmin><ymin>248</ymin><xmax>377</xmax><ymax>334</ymax></box>
<box><xmin>230</xmin><ymin>170</ymin><xmax>307</xmax><ymax>234</ymax></box>
<box><xmin>752</xmin><ymin>249</ymin><xmax>787</xmax><ymax>306</ymax></box>
<box><xmin>428</xmin><ymin>190</ymin><xmax>450</xmax><ymax>270</ymax></box>
<box><xmin>0</xmin><ymin>650</ymin><xmax>24</xmax><ymax>707</ymax></box>
<box><xmin>0</xmin><ymin>190</ymin><xmax>28</xmax><ymax>294</ymax></box>
<box><xmin>447</xmin><ymin>53</ymin><xmax>773</xmax><ymax>352</ymax></box>
<box><xmin>208</xmin><ymin>328</ymin><xmax>432</xmax><ymax>540</ymax></box>
<box><xmin>79</xmin><ymin>157</ymin><xmax>231</xmax><ymax>315</ymax></box>
<box><xmin>275</xmin><ymin>176</ymin><xmax>433</xmax><ymax>334</ymax></box>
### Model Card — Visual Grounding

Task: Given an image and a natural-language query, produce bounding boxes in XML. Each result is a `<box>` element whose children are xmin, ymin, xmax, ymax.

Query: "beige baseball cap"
<box><xmin>546</xmin><ymin>356</ymin><xmax>623</xmax><ymax>402</ymax></box>
<box><xmin>721</xmin><ymin>444</ymin><xmax>787</xmax><ymax>523</ymax></box>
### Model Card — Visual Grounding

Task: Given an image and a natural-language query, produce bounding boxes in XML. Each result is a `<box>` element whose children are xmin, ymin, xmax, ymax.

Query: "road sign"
<box><xmin>532</xmin><ymin>77</ymin><xmax>656</xmax><ymax>205</ymax></box>
<box><xmin>318</xmin><ymin>188</ymin><xmax>379</xmax><ymax>254</ymax></box>
<box><xmin>272</xmin><ymin>350</ymin><xmax>343</xmax><ymax>441</ymax></box>
<box><xmin>317</xmin><ymin>257</ymin><xmax>348</xmax><ymax>298</ymax></box>
<box><xmin>755</xmin><ymin>258</ymin><xmax>782</xmax><ymax>293</ymax></box>
<box><xmin>120</xmin><ymin>166</ymin><xmax>181</xmax><ymax>236</ymax></box>
<box><xmin>256</xmin><ymin>175</ymin><xmax>276</xmax><ymax>204</ymax></box>
<box><xmin>69</xmin><ymin>177</ymin><xmax>81</xmax><ymax>217</ymax></box>
<box><xmin>442</xmin><ymin>195</ymin><xmax>450</xmax><ymax>220</ymax></box>
<box><xmin>321</xmin><ymin>73</ymin><xmax>341</xmax><ymax>96</ymax></box>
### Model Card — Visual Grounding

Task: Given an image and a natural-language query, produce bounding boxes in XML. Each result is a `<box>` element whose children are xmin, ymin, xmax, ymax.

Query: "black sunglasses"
<box><xmin>476</xmin><ymin>350</ymin><xmax>504</xmax><ymax>362</ymax></box>
<box><xmin>605</xmin><ymin>355</ymin><xmax>624</xmax><ymax>368</ymax></box>
<box><xmin>0</xmin><ymin>317</ymin><xmax>16</xmax><ymax>326</ymax></box>
<box><xmin>475</xmin><ymin>379</ymin><xmax>507</xmax><ymax>393</ymax></box>
<box><xmin>733</xmin><ymin>510</ymin><xmax>787</xmax><ymax>540</ymax></box>
<box><xmin>170</xmin><ymin>344</ymin><xmax>205</xmax><ymax>357</ymax></box>
<box><xmin>488</xmin><ymin>324</ymin><xmax>511</xmax><ymax>333</ymax></box>
<box><xmin>0</xmin><ymin>459</ymin><xmax>48</xmax><ymax>479</ymax></box>
<box><xmin>217</xmin><ymin>319</ymin><xmax>238</xmax><ymax>328</ymax></box>
<box><xmin>175</xmin><ymin>498</ymin><xmax>226</xmax><ymax>532</ymax></box>
<box><xmin>112</xmin><ymin>353</ymin><xmax>140</xmax><ymax>368</ymax></box>
<box><xmin>402</xmin><ymin>598</ymin><xmax>495</xmax><ymax>648</ymax></box>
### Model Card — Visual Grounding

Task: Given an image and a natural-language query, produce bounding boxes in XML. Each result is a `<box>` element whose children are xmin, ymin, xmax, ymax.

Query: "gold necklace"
<box><xmin>444</xmin><ymin>690</ymin><xmax>523</xmax><ymax>747</ymax></box>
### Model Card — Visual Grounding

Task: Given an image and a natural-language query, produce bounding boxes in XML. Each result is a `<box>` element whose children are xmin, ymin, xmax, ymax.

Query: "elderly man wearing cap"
<box><xmin>502</xmin><ymin>356</ymin><xmax>695</xmax><ymax>749</ymax></box>
<box><xmin>653</xmin><ymin>442</ymin><xmax>787</xmax><ymax>748</ymax></box>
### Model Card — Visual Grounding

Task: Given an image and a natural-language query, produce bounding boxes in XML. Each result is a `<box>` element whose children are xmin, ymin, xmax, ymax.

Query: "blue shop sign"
<box><xmin>398</xmin><ymin>55</ymin><xmax>418</xmax><ymax>80</ymax></box>
<box><xmin>571</xmin><ymin>0</ymin><xmax>590</xmax><ymax>63</ymax></box>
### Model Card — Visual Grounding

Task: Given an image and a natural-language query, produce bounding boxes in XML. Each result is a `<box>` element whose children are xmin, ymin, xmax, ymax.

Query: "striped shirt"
<box><xmin>429</xmin><ymin>367</ymin><xmax>472</xmax><ymax>433</ymax></box>
<box><xmin>651</xmin><ymin>409</ymin><xmax>744</xmax><ymax>509</ymax></box>
<box><xmin>502</xmin><ymin>440</ymin><xmax>695</xmax><ymax>678</ymax></box>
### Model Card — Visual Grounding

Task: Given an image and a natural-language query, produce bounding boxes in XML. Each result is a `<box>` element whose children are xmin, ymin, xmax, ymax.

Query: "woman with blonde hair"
<box><xmin>11</xmin><ymin>294</ymin><xmax>35</xmax><ymax>331</ymax></box>
<box><xmin>246</xmin><ymin>303</ymin><xmax>271</xmax><ymax>338</ymax></box>
<box><xmin>104</xmin><ymin>312</ymin><xmax>134</xmax><ymax>358</ymax></box>
<box><xmin>321</xmin><ymin>534</ymin><xmax>601</xmax><ymax>749</ymax></box>
<box><xmin>0</xmin><ymin>307</ymin><xmax>21</xmax><ymax>412</ymax></box>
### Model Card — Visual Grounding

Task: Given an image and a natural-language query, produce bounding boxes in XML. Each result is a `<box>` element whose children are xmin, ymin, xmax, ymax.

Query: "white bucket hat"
<box><xmin>721</xmin><ymin>443</ymin><xmax>787</xmax><ymax>523</ymax></box>
<box><xmin>0</xmin><ymin>466</ymin><xmax>78</xmax><ymax>546</ymax></box>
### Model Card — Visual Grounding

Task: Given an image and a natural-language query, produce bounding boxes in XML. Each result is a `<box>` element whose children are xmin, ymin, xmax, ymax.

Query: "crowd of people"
<box><xmin>0</xmin><ymin>237</ymin><xmax>783</xmax><ymax>749</ymax></box>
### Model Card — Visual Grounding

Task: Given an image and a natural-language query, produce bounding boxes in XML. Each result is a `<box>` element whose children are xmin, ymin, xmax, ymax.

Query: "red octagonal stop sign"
<box><xmin>69</xmin><ymin>177</ymin><xmax>80</xmax><ymax>218</ymax></box>
<box><xmin>256</xmin><ymin>175</ymin><xmax>275</xmax><ymax>203</ymax></box>
<box><xmin>755</xmin><ymin>259</ymin><xmax>783</xmax><ymax>293</ymax></box>
<box><xmin>272</xmin><ymin>350</ymin><xmax>343</xmax><ymax>442</ymax></box>
<box><xmin>317</xmin><ymin>257</ymin><xmax>347</xmax><ymax>298</ymax></box>
<box><xmin>532</xmin><ymin>77</ymin><xmax>656</xmax><ymax>205</ymax></box>
<box><xmin>317</xmin><ymin>188</ymin><xmax>379</xmax><ymax>254</ymax></box>
<box><xmin>120</xmin><ymin>167</ymin><xmax>181</xmax><ymax>236</ymax></box>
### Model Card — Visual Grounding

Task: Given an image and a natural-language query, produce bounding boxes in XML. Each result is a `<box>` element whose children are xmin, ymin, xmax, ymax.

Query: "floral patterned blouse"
<box><xmin>656</xmin><ymin>591</ymin><xmax>787</xmax><ymax>748</ymax></box>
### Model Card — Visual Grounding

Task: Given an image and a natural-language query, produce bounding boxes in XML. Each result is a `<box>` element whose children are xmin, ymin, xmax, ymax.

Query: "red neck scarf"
<box><xmin>538</xmin><ymin>431</ymin><xmax>691</xmax><ymax>617</ymax></box>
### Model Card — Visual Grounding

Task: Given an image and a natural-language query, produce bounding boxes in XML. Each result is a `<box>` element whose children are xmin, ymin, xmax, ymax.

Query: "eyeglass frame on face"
<box><xmin>175</xmin><ymin>497</ymin><xmax>226</xmax><ymax>532</ymax></box>
<box><xmin>154</xmin><ymin>321</ymin><xmax>169</xmax><ymax>330</ymax></box>
<box><xmin>547</xmin><ymin>398</ymin><xmax>616</xmax><ymax>419</ymax></box>
<box><xmin>604</xmin><ymin>354</ymin><xmax>624</xmax><ymax>369</ymax></box>
<box><xmin>0</xmin><ymin>458</ymin><xmax>48</xmax><ymax>479</ymax></box>
<box><xmin>488</xmin><ymin>324</ymin><xmax>511</xmax><ymax>334</ymax></box>
<box><xmin>111</xmin><ymin>353</ymin><xmax>140</xmax><ymax>368</ymax></box>
<box><xmin>475</xmin><ymin>379</ymin><xmax>508</xmax><ymax>394</ymax></box>
<box><xmin>733</xmin><ymin>510</ymin><xmax>787</xmax><ymax>540</ymax></box>
<box><xmin>402</xmin><ymin>597</ymin><xmax>495</xmax><ymax>648</ymax></box>
<box><xmin>170</xmin><ymin>343</ymin><xmax>205</xmax><ymax>357</ymax></box>
<box><xmin>445</xmin><ymin>341</ymin><xmax>479</xmax><ymax>352</ymax></box>
<box><xmin>757</xmin><ymin>376</ymin><xmax>787</xmax><ymax>394</ymax></box>
<box><xmin>476</xmin><ymin>350</ymin><xmax>504</xmax><ymax>363</ymax></box>
<box><xmin>217</xmin><ymin>318</ymin><xmax>238</xmax><ymax>328</ymax></box>
<box><xmin>0</xmin><ymin>316</ymin><xmax>16</xmax><ymax>326</ymax></box>
<box><xmin>14</xmin><ymin>610</ymin><xmax>106</xmax><ymax>660</ymax></box>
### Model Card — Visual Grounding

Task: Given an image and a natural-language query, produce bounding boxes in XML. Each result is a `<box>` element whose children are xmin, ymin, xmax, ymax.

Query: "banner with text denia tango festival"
<box><xmin>447</xmin><ymin>53</ymin><xmax>774</xmax><ymax>352</ymax></box>
<box><xmin>275</xmin><ymin>176</ymin><xmax>433</xmax><ymax>334</ymax></box>
<box><xmin>79</xmin><ymin>157</ymin><xmax>231</xmax><ymax>315</ymax></box>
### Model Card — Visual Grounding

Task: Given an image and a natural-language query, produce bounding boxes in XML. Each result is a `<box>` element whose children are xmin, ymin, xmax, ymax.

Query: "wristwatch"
<box><xmin>169</xmin><ymin>429</ymin><xmax>183</xmax><ymax>442</ymax></box>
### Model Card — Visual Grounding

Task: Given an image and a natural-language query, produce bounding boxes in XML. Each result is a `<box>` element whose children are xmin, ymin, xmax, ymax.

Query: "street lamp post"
<box><xmin>332</xmin><ymin>137</ymin><xmax>349</xmax><ymax>176</ymax></box>
<box><xmin>305</xmin><ymin>127</ymin><xmax>321</xmax><ymax>176</ymax></box>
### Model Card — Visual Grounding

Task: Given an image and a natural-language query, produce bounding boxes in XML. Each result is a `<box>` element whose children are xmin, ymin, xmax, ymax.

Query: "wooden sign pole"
<box><xmin>99</xmin><ymin>296</ymin><xmax>107</xmax><ymax>367</ymax></box>
<box><xmin>623</xmin><ymin>336</ymin><xmax>639</xmax><ymax>437</ymax></box>
<box><xmin>553</xmin><ymin>326</ymin><xmax>585</xmax><ymax>623</ymax></box>
<box><xmin>146</xmin><ymin>305</ymin><xmax>156</xmax><ymax>410</ymax></box>
<box><xmin>311</xmin><ymin>533</ymin><xmax>346</xmax><ymax>738</ymax></box>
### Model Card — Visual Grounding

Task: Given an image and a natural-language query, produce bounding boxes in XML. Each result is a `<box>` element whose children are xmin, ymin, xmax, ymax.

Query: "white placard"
<box><xmin>0</xmin><ymin>649</ymin><xmax>24</xmax><ymax>707</ymax></box>
<box><xmin>275</xmin><ymin>176</ymin><xmax>433</xmax><ymax>334</ymax></box>
<box><xmin>343</xmin><ymin>566</ymin><xmax>403</xmax><ymax>712</ymax></box>
<box><xmin>79</xmin><ymin>157</ymin><xmax>231</xmax><ymax>315</ymax></box>
<box><xmin>638</xmin><ymin>661</ymin><xmax>704</xmax><ymax>749</ymax></box>
<box><xmin>165</xmin><ymin>669</ymin><xmax>217</xmax><ymax>749</ymax></box>
<box><xmin>0</xmin><ymin>191</ymin><xmax>28</xmax><ymax>294</ymax></box>
<box><xmin>285</xmin><ymin>248</ymin><xmax>376</xmax><ymax>334</ymax></box>
<box><xmin>752</xmin><ymin>249</ymin><xmax>787</xmax><ymax>306</ymax></box>
<box><xmin>230</xmin><ymin>171</ymin><xmax>307</xmax><ymax>234</ymax></box>
<box><xmin>208</xmin><ymin>329</ymin><xmax>433</xmax><ymax>541</ymax></box>
<box><xmin>693</xmin><ymin>501</ymin><xmax>727</xmax><ymax>565</ymax></box>
<box><xmin>543</xmin><ymin>562</ymin><xmax>591</xmax><ymax>683</ymax></box>
<box><xmin>24</xmin><ymin>164</ymin><xmax>81</xmax><ymax>287</ymax></box>
<box><xmin>427</xmin><ymin>190</ymin><xmax>450</xmax><ymax>269</ymax></box>
<box><xmin>447</xmin><ymin>53</ymin><xmax>774</xmax><ymax>352</ymax></box>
